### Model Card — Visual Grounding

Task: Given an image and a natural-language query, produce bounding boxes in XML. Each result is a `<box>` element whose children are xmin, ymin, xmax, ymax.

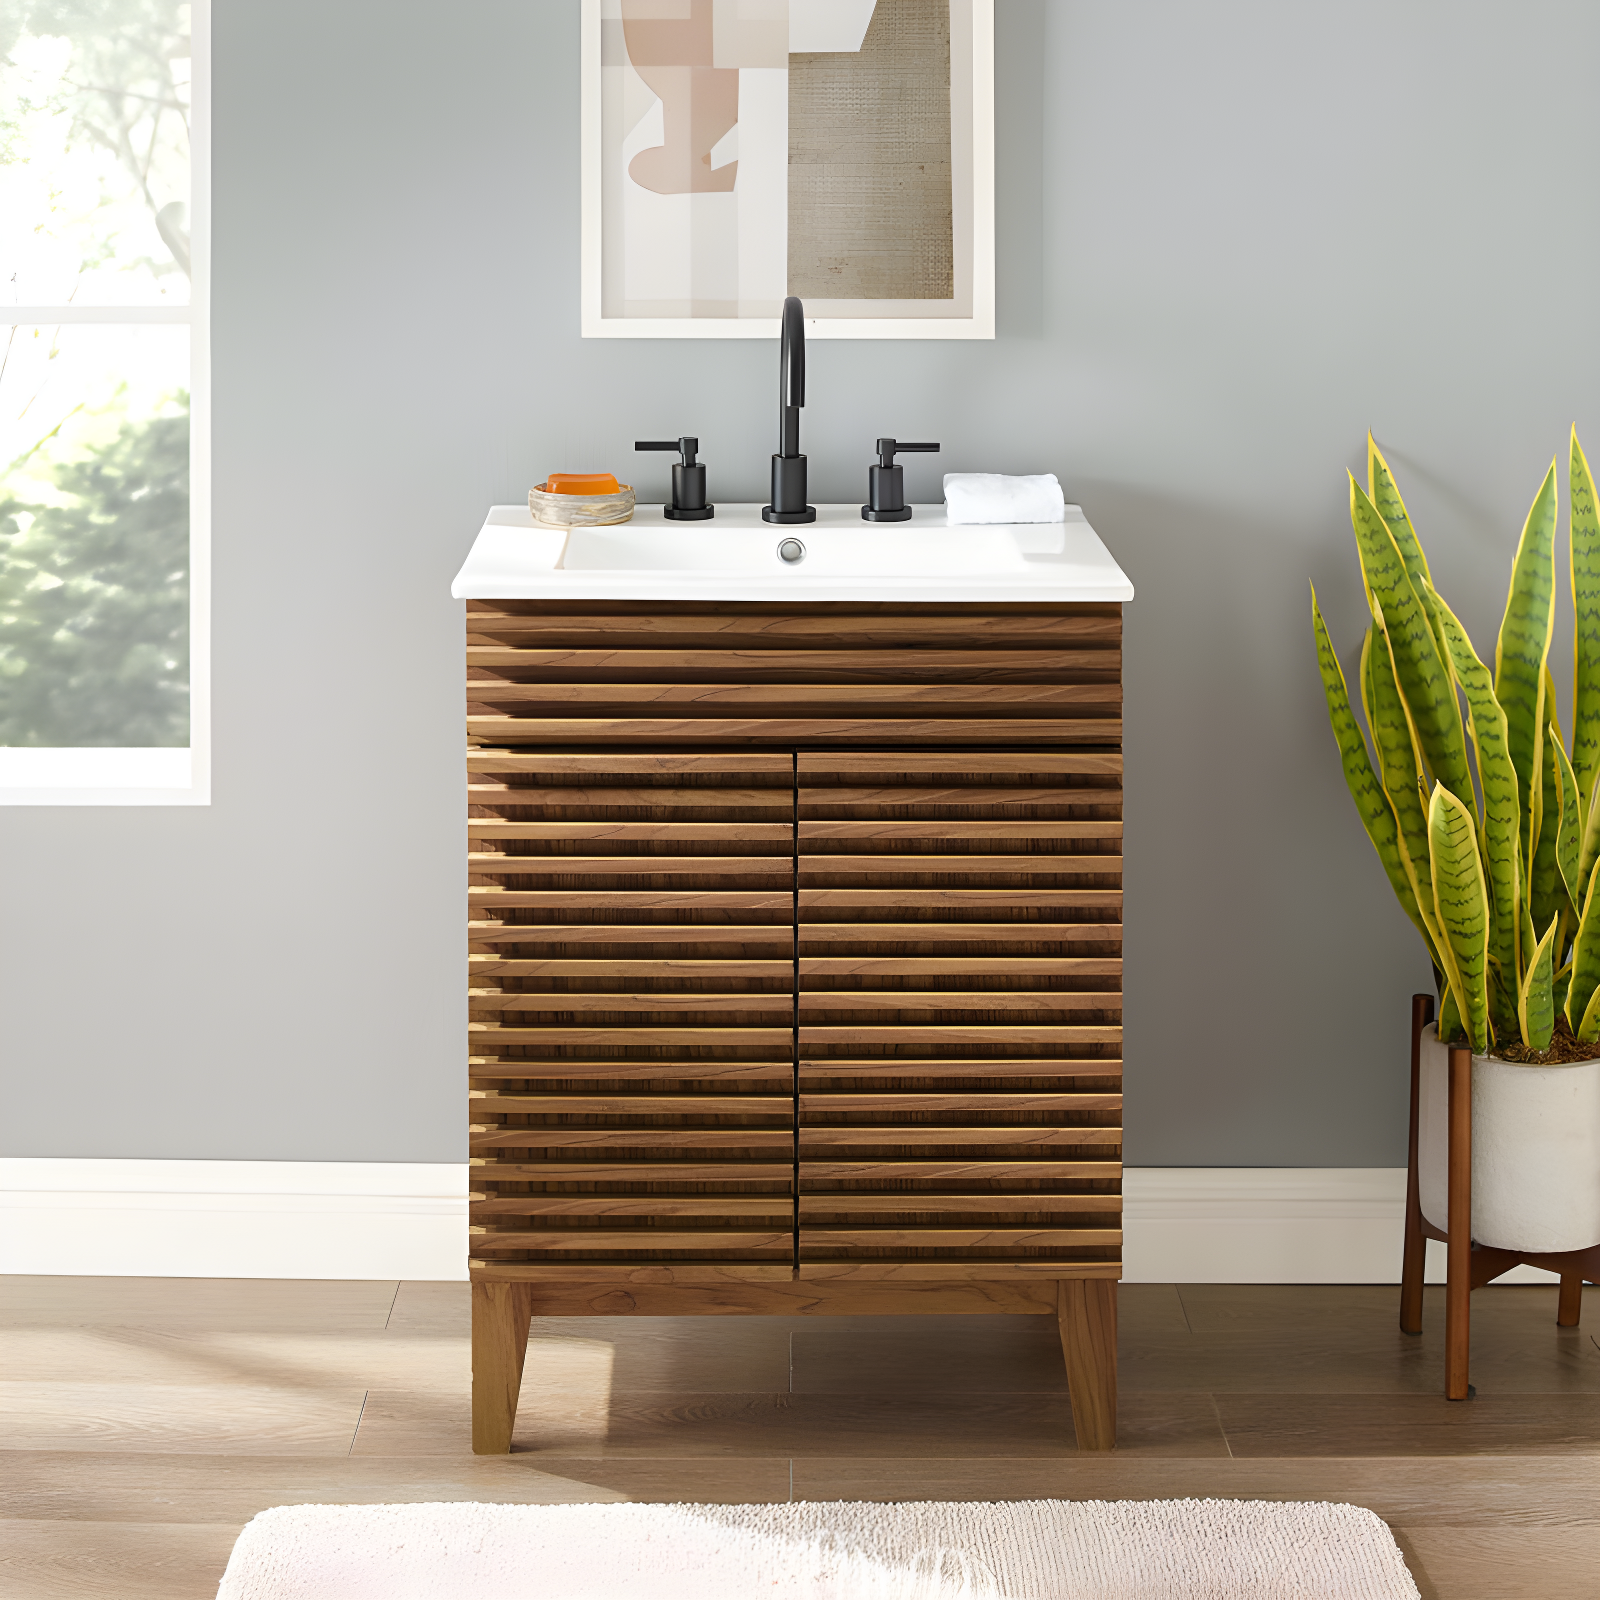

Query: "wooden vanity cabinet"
<box><xmin>464</xmin><ymin>601</ymin><xmax>1123</xmax><ymax>1451</ymax></box>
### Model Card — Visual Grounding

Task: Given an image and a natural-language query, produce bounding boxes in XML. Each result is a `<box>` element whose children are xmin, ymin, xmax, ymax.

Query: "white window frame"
<box><xmin>0</xmin><ymin>0</ymin><xmax>211</xmax><ymax>807</ymax></box>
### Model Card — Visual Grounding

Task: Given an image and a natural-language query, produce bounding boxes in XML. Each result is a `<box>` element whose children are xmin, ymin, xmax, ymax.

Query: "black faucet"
<box><xmin>762</xmin><ymin>296</ymin><xmax>816</xmax><ymax>524</ymax></box>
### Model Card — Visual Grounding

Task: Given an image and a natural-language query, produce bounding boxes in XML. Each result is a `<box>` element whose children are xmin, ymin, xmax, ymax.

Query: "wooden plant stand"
<box><xmin>462</xmin><ymin>598</ymin><xmax>1127</xmax><ymax>1454</ymax></box>
<box><xmin>1402</xmin><ymin>994</ymin><xmax>1597</xmax><ymax>1399</ymax></box>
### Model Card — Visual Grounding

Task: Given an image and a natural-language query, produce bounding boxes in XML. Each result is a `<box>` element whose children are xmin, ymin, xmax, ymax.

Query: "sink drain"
<box><xmin>777</xmin><ymin>538</ymin><xmax>806</xmax><ymax>564</ymax></box>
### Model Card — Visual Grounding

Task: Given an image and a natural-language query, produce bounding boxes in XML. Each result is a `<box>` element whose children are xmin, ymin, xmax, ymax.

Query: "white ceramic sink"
<box><xmin>559</xmin><ymin>522</ymin><xmax>1028</xmax><ymax>576</ymax></box>
<box><xmin>451</xmin><ymin>503</ymin><xmax>1133</xmax><ymax>602</ymax></box>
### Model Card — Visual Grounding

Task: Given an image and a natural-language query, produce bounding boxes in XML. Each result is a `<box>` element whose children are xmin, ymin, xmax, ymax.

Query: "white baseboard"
<box><xmin>0</xmin><ymin>1161</ymin><xmax>1563</xmax><ymax>1283</ymax></box>
<box><xmin>1121</xmin><ymin>1168</ymin><xmax>1556</xmax><ymax>1285</ymax></box>
<box><xmin>0</xmin><ymin>1159</ymin><xmax>468</xmax><ymax>1280</ymax></box>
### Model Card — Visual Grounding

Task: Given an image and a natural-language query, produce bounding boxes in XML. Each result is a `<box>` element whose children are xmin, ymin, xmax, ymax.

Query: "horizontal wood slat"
<box><xmin>469</xmin><ymin>856</ymin><xmax>792</xmax><ymax>877</ymax></box>
<box><xmin>469</xmin><ymin>786</ymin><xmax>793</xmax><ymax>809</ymax></box>
<box><xmin>803</xmin><ymin>1160</ymin><xmax>1122</xmax><ymax>1181</ymax></box>
<box><xmin>470</xmin><ymin>1230</ymin><xmax>793</xmax><ymax>1252</ymax></box>
<box><xmin>797</xmin><ymin>923</ymin><xmax>1124</xmax><ymax>947</ymax></box>
<box><xmin>470</xmin><ymin>1161</ymin><xmax>795</xmax><ymax>1182</ymax></box>
<box><xmin>468</xmin><ymin>717</ymin><xmax>1123</xmax><ymax>745</ymax></box>
<box><xmin>471</xmin><ymin>958</ymin><xmax>793</xmax><ymax>979</ymax></box>
<box><xmin>799</xmin><ymin>787</ymin><xmax>1123</xmax><ymax>809</ymax></box>
<box><xmin>467</xmin><ymin>682</ymin><xmax>1119</xmax><ymax>708</ymax></box>
<box><xmin>799</xmin><ymin>1093</ymin><xmax>1120</xmax><ymax>1114</ymax></box>
<box><xmin>797</xmin><ymin>1193</ymin><xmax>1121</xmax><ymax>1215</ymax></box>
<box><xmin>468</xmin><ymin>822</ymin><xmax>791</xmax><ymax>840</ymax></box>
<box><xmin>468</xmin><ymin>648</ymin><xmax>1121</xmax><ymax>680</ymax></box>
<box><xmin>466</xmin><ymin>604</ymin><xmax>1122</xmax><ymax>1275</ymax></box>
<box><xmin>473</xmin><ymin>1196</ymin><xmax>791</xmax><ymax>1217</ymax></box>
<box><xmin>465</xmin><ymin>610</ymin><xmax>1120</xmax><ymax>645</ymax></box>
<box><xmin>470</xmin><ymin>1060</ymin><xmax>793</xmax><ymax>1080</ymax></box>
<box><xmin>470</xmin><ymin>1092</ymin><xmax>791</xmax><ymax>1116</ymax></box>
<box><xmin>799</xmin><ymin>821</ymin><xmax>1123</xmax><ymax>839</ymax></box>
<box><xmin>797</xmin><ymin>1059</ymin><xmax>1123</xmax><ymax>1082</ymax></box>
<box><xmin>469</xmin><ymin>993</ymin><xmax>793</xmax><ymax>1015</ymax></box>
<box><xmin>797</xmin><ymin>1127</ymin><xmax>1122</xmax><ymax>1147</ymax></box>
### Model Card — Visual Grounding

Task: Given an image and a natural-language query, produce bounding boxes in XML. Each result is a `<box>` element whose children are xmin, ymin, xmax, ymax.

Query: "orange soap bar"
<box><xmin>545</xmin><ymin>472</ymin><xmax>620</xmax><ymax>495</ymax></box>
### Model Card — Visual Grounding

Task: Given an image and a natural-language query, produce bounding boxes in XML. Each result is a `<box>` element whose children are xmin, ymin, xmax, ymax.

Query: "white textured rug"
<box><xmin>214</xmin><ymin>1498</ymin><xmax>1420</xmax><ymax>1599</ymax></box>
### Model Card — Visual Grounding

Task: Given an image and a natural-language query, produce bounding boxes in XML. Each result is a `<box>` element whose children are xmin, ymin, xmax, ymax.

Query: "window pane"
<box><xmin>0</xmin><ymin>1</ymin><xmax>192</xmax><ymax>305</ymax></box>
<box><xmin>0</xmin><ymin>321</ymin><xmax>189</xmax><ymax>747</ymax></box>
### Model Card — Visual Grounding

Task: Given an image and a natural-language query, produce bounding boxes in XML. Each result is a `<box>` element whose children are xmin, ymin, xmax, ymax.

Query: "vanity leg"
<box><xmin>471</xmin><ymin>1280</ymin><xmax>534</xmax><ymax>1453</ymax></box>
<box><xmin>1058</xmin><ymin>1278</ymin><xmax>1117</xmax><ymax>1451</ymax></box>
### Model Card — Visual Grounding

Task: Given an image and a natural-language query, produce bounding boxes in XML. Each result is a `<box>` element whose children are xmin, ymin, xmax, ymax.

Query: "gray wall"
<box><xmin>4</xmin><ymin>0</ymin><xmax>1598</xmax><ymax>1165</ymax></box>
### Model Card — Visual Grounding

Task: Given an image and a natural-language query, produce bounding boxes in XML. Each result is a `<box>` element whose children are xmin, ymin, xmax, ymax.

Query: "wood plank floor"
<box><xmin>1</xmin><ymin>1278</ymin><xmax>1595</xmax><ymax>1598</ymax></box>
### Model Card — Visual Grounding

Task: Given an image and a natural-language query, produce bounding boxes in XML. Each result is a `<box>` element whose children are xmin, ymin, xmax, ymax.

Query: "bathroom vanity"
<box><xmin>454</xmin><ymin>503</ymin><xmax>1133</xmax><ymax>1453</ymax></box>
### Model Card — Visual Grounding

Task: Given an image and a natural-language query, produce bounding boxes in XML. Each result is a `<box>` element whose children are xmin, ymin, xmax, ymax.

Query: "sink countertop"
<box><xmin>451</xmin><ymin>503</ymin><xmax>1134</xmax><ymax>603</ymax></box>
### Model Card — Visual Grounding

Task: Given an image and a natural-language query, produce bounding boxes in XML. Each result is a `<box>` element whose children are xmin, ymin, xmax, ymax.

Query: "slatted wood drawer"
<box><xmin>465</xmin><ymin>601</ymin><xmax>1123</xmax><ymax>1283</ymax></box>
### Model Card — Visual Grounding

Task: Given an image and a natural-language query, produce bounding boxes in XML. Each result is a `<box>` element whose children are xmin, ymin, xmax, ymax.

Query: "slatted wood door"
<box><xmin>467</xmin><ymin>750</ymin><xmax>797</xmax><ymax>1282</ymax></box>
<box><xmin>796</xmin><ymin>752</ymin><xmax>1123</xmax><ymax>1281</ymax></box>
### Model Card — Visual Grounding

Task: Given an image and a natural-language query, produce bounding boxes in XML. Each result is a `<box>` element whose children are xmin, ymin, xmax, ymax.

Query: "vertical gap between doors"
<box><xmin>791</xmin><ymin>749</ymin><xmax>801</xmax><ymax>1274</ymax></box>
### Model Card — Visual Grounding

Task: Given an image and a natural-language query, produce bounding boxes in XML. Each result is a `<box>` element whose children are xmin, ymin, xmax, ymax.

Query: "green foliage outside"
<box><xmin>0</xmin><ymin>0</ymin><xmax>192</xmax><ymax>747</ymax></box>
<box><xmin>0</xmin><ymin>400</ymin><xmax>189</xmax><ymax>746</ymax></box>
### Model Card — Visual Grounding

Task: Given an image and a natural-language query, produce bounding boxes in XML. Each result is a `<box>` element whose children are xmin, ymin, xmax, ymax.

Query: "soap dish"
<box><xmin>529</xmin><ymin>482</ymin><xmax>635</xmax><ymax>527</ymax></box>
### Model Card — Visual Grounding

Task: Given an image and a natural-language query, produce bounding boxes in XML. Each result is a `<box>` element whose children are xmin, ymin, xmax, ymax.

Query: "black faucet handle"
<box><xmin>875</xmin><ymin>438</ymin><xmax>940</xmax><ymax>468</ymax></box>
<box><xmin>636</xmin><ymin>437</ymin><xmax>699</xmax><ymax>467</ymax></box>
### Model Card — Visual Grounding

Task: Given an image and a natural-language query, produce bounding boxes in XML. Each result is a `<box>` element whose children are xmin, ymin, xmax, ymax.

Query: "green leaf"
<box><xmin>1429</xmin><ymin>782</ymin><xmax>1492</xmax><ymax>1054</ymax></box>
<box><xmin>1312</xmin><ymin>587</ymin><xmax>1438</xmax><ymax>956</ymax></box>
<box><xmin>1576</xmin><ymin>774</ymin><xmax>1600</xmax><ymax>913</ymax></box>
<box><xmin>1552</xmin><ymin>728</ymin><xmax>1583</xmax><ymax>918</ymax></box>
<box><xmin>1579</xmin><ymin>981</ymin><xmax>1600</xmax><ymax>1044</ymax></box>
<box><xmin>1531</xmin><ymin>718</ymin><xmax>1571</xmax><ymax>939</ymax></box>
<box><xmin>1494</xmin><ymin>461</ymin><xmax>1560</xmax><ymax>878</ymax></box>
<box><xmin>1518</xmin><ymin>914</ymin><xmax>1561</xmax><ymax>1051</ymax></box>
<box><xmin>1436</xmin><ymin>986</ymin><xmax>1463</xmax><ymax>1044</ymax></box>
<box><xmin>1368</xmin><ymin>433</ymin><xmax>1433</xmax><ymax>589</ymax></box>
<box><xmin>1434</xmin><ymin>594</ymin><xmax>1522</xmax><ymax>969</ymax></box>
<box><xmin>1564</xmin><ymin>869</ymin><xmax>1600</xmax><ymax>1035</ymax></box>
<box><xmin>1360</xmin><ymin>622</ymin><xmax>1432</xmax><ymax>905</ymax></box>
<box><xmin>1349</xmin><ymin>477</ymin><xmax>1473</xmax><ymax>805</ymax></box>
<box><xmin>1571</xmin><ymin>428</ymin><xmax>1600</xmax><ymax>819</ymax></box>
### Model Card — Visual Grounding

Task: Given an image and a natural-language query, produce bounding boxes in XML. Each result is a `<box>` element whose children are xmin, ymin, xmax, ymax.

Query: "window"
<box><xmin>0</xmin><ymin>0</ymin><xmax>208</xmax><ymax>804</ymax></box>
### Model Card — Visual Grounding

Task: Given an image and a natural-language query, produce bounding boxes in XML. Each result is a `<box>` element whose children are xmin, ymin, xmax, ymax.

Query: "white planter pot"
<box><xmin>1418</xmin><ymin>1022</ymin><xmax>1600</xmax><ymax>1253</ymax></box>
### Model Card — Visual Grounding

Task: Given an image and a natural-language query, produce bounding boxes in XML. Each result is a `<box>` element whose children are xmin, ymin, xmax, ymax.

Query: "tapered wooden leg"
<box><xmin>472</xmin><ymin>1279</ymin><xmax>534</xmax><ymax>1453</ymax></box>
<box><xmin>1445</xmin><ymin>1045</ymin><xmax>1472</xmax><ymax>1401</ymax></box>
<box><xmin>1058</xmin><ymin>1278</ymin><xmax>1117</xmax><ymax>1451</ymax></box>
<box><xmin>1400</xmin><ymin>994</ymin><xmax>1433</xmax><ymax>1335</ymax></box>
<box><xmin>1557</xmin><ymin>1274</ymin><xmax>1584</xmax><ymax>1328</ymax></box>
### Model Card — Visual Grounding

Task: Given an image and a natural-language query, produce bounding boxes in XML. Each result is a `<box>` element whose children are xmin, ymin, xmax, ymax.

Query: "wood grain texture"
<box><xmin>464</xmin><ymin>607</ymin><xmax>1123</xmax><ymax>1437</ymax></box>
<box><xmin>15</xmin><ymin>1277</ymin><xmax>1600</xmax><ymax>1600</ymax></box>
<box><xmin>0</xmin><ymin>1381</ymin><xmax>366</xmax><ymax>1455</ymax></box>
<box><xmin>470</xmin><ymin>1279</ymin><xmax>532</xmax><ymax>1454</ymax></box>
<box><xmin>467</xmin><ymin>648</ymin><xmax>1120</xmax><ymax>680</ymax></box>
<box><xmin>468</xmin><ymin>716</ymin><xmax>1123</xmax><ymax>745</ymax></box>
<box><xmin>1060</xmin><ymin>1278</ymin><xmax>1118</xmax><ymax>1450</ymax></box>
<box><xmin>0</xmin><ymin>1519</ymin><xmax>242</xmax><ymax>1600</ymax></box>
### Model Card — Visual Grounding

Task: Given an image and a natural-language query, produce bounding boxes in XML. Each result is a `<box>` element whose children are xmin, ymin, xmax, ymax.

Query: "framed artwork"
<box><xmin>581</xmin><ymin>0</ymin><xmax>994</xmax><ymax>339</ymax></box>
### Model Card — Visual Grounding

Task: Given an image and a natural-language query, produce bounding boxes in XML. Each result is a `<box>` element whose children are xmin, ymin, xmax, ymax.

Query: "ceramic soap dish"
<box><xmin>529</xmin><ymin>482</ymin><xmax>635</xmax><ymax>527</ymax></box>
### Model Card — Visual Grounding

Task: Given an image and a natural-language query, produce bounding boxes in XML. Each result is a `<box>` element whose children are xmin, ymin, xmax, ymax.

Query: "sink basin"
<box><xmin>559</xmin><ymin>523</ymin><xmax>1028</xmax><ymax>575</ymax></box>
<box><xmin>451</xmin><ymin>503</ymin><xmax>1134</xmax><ymax>602</ymax></box>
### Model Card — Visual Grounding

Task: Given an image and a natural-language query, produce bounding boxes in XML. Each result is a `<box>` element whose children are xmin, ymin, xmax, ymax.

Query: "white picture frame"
<box><xmin>581</xmin><ymin>0</ymin><xmax>994</xmax><ymax>340</ymax></box>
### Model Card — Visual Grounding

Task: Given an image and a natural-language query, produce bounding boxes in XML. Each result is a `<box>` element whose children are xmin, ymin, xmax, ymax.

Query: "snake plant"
<box><xmin>1312</xmin><ymin>429</ymin><xmax>1600</xmax><ymax>1053</ymax></box>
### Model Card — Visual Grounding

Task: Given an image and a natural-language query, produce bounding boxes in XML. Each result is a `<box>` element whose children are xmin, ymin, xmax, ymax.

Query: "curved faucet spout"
<box><xmin>763</xmin><ymin>295</ymin><xmax>816</xmax><ymax>524</ymax></box>
<box><xmin>780</xmin><ymin>295</ymin><xmax>805</xmax><ymax>458</ymax></box>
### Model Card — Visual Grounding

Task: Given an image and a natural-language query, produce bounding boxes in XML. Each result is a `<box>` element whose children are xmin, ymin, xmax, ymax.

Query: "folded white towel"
<box><xmin>944</xmin><ymin>472</ymin><xmax>1065</xmax><ymax>525</ymax></box>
